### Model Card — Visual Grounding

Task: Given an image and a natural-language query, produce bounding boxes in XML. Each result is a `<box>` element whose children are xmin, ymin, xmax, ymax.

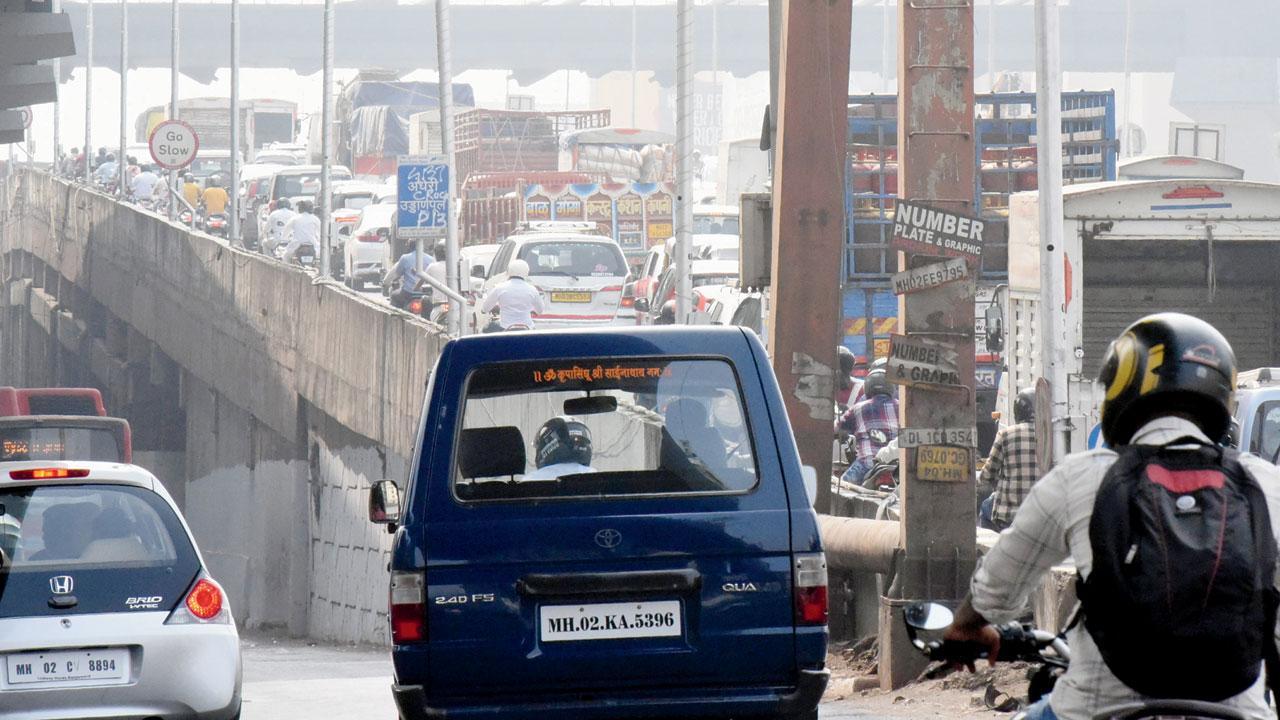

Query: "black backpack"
<box><xmin>1077</xmin><ymin>438</ymin><xmax>1279</xmax><ymax>701</ymax></box>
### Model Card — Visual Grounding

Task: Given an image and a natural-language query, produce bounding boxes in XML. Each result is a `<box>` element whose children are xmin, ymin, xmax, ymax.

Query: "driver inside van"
<box><xmin>525</xmin><ymin>417</ymin><xmax>596</xmax><ymax>481</ymax></box>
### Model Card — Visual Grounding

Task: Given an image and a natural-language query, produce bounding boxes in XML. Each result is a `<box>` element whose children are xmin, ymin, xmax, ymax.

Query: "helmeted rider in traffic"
<box><xmin>944</xmin><ymin>313</ymin><xmax>1280</xmax><ymax>720</ymax></box>
<box><xmin>263</xmin><ymin>197</ymin><xmax>296</xmax><ymax>256</ymax></box>
<box><xmin>480</xmin><ymin>258</ymin><xmax>544</xmax><ymax>331</ymax></box>
<box><xmin>281</xmin><ymin>200</ymin><xmax>321</xmax><ymax>265</ymax></box>
<box><xmin>525</xmin><ymin>417</ymin><xmax>594</xmax><ymax>480</ymax></box>
<box><xmin>837</xmin><ymin>368</ymin><xmax>899</xmax><ymax>488</ymax></box>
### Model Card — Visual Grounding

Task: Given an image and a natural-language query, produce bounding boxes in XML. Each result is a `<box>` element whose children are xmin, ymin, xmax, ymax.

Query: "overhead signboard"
<box><xmin>916</xmin><ymin>445</ymin><xmax>971</xmax><ymax>482</ymax></box>
<box><xmin>147</xmin><ymin>120</ymin><xmax>199</xmax><ymax>170</ymax></box>
<box><xmin>892</xmin><ymin>199</ymin><xmax>986</xmax><ymax>259</ymax></box>
<box><xmin>887</xmin><ymin>334</ymin><xmax>961</xmax><ymax>387</ymax></box>
<box><xmin>892</xmin><ymin>257</ymin><xmax>969</xmax><ymax>295</ymax></box>
<box><xmin>899</xmin><ymin>427</ymin><xmax>977</xmax><ymax>449</ymax></box>
<box><xmin>397</xmin><ymin>155</ymin><xmax>449</xmax><ymax>239</ymax></box>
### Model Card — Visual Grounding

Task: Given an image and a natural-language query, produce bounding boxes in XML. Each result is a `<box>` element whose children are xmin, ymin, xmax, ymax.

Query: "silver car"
<box><xmin>0</xmin><ymin>461</ymin><xmax>241</xmax><ymax>719</ymax></box>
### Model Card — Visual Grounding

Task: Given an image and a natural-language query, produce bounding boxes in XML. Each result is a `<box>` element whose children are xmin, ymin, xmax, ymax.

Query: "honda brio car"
<box><xmin>371</xmin><ymin>327</ymin><xmax>828</xmax><ymax>720</ymax></box>
<box><xmin>0</xmin><ymin>461</ymin><xmax>242</xmax><ymax>719</ymax></box>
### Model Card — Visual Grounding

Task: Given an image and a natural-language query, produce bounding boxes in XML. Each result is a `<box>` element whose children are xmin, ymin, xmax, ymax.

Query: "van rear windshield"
<box><xmin>454</xmin><ymin>358</ymin><xmax>758</xmax><ymax>502</ymax></box>
<box><xmin>0</xmin><ymin>426</ymin><xmax>123</xmax><ymax>462</ymax></box>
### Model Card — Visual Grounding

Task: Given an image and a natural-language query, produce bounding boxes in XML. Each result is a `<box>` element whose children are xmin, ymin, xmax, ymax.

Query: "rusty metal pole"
<box><xmin>879</xmin><ymin>0</ymin><xmax>977</xmax><ymax>689</ymax></box>
<box><xmin>767</xmin><ymin>0</ymin><xmax>851</xmax><ymax>512</ymax></box>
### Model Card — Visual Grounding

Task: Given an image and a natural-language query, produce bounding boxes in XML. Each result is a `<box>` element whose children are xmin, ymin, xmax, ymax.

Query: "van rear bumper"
<box><xmin>392</xmin><ymin>668</ymin><xmax>829</xmax><ymax>720</ymax></box>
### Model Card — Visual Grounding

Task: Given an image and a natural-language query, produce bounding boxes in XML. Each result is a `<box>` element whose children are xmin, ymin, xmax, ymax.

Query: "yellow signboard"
<box><xmin>916</xmin><ymin>445</ymin><xmax>970</xmax><ymax>483</ymax></box>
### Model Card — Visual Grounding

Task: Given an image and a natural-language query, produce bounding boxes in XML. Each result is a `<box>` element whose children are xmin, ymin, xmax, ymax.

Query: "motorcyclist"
<box><xmin>423</xmin><ymin>239</ymin><xmax>449</xmax><ymax>308</ymax></box>
<box><xmin>944</xmin><ymin>313</ymin><xmax>1280</xmax><ymax>720</ymax></box>
<box><xmin>130</xmin><ymin>165</ymin><xmax>161</xmax><ymax>204</ymax></box>
<box><xmin>201</xmin><ymin>177</ymin><xmax>229</xmax><ymax>217</ymax></box>
<box><xmin>382</xmin><ymin>245</ymin><xmax>432</xmax><ymax>309</ymax></box>
<box><xmin>181</xmin><ymin>173</ymin><xmax>202</xmax><ymax>209</ymax></box>
<box><xmin>836</xmin><ymin>369</ymin><xmax>898</xmax><ymax>487</ymax></box>
<box><xmin>263</xmin><ymin>198</ymin><xmax>297</xmax><ymax>255</ymax></box>
<box><xmin>524</xmin><ymin>417</ymin><xmax>594</xmax><ymax>481</ymax></box>
<box><xmin>281</xmin><ymin>200</ymin><xmax>321</xmax><ymax>264</ymax></box>
<box><xmin>480</xmin><ymin>258</ymin><xmax>544</xmax><ymax>330</ymax></box>
<box><xmin>977</xmin><ymin>387</ymin><xmax>1038</xmax><ymax>530</ymax></box>
<box><xmin>92</xmin><ymin>154</ymin><xmax>117</xmax><ymax>186</ymax></box>
<box><xmin>836</xmin><ymin>346</ymin><xmax>862</xmax><ymax>411</ymax></box>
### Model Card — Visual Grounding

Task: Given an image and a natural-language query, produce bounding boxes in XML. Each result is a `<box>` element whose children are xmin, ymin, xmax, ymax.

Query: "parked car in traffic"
<box><xmin>370</xmin><ymin>326</ymin><xmax>828</xmax><ymax>720</ymax></box>
<box><xmin>459</xmin><ymin>243</ymin><xmax>501</xmax><ymax>293</ymax></box>
<box><xmin>343</xmin><ymin>202</ymin><xmax>396</xmax><ymax>290</ymax></box>
<box><xmin>0</xmin><ymin>461</ymin><xmax>242</xmax><ymax>719</ymax></box>
<box><xmin>637</xmin><ymin>259</ymin><xmax>740</xmax><ymax>323</ymax></box>
<box><xmin>477</xmin><ymin>223</ymin><xmax>634</xmax><ymax>328</ymax></box>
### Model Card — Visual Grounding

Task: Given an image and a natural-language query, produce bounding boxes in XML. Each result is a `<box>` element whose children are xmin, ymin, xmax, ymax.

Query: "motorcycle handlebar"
<box><xmin>922</xmin><ymin>623</ymin><xmax>1057</xmax><ymax>665</ymax></box>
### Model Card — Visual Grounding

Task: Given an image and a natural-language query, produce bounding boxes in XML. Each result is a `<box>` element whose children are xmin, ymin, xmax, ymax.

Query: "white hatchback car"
<box><xmin>343</xmin><ymin>202</ymin><xmax>397</xmax><ymax>290</ymax></box>
<box><xmin>478</xmin><ymin>228</ymin><xmax>632</xmax><ymax>328</ymax></box>
<box><xmin>0</xmin><ymin>461</ymin><xmax>241</xmax><ymax>719</ymax></box>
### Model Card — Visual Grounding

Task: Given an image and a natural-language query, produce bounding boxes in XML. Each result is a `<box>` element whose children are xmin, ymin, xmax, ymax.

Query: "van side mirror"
<box><xmin>369</xmin><ymin>480</ymin><xmax>402</xmax><ymax>531</ymax></box>
<box><xmin>634</xmin><ymin>298</ymin><xmax>651</xmax><ymax>314</ymax></box>
<box><xmin>471</xmin><ymin>264</ymin><xmax>487</xmax><ymax>279</ymax></box>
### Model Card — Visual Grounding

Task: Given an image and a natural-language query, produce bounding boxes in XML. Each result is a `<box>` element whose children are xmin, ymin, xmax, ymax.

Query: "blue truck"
<box><xmin>370</xmin><ymin>326</ymin><xmax>828</xmax><ymax>720</ymax></box>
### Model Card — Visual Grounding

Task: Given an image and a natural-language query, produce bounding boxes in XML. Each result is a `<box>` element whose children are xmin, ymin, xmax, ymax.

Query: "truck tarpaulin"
<box><xmin>342</xmin><ymin>81</ymin><xmax>474</xmax><ymax>111</ymax></box>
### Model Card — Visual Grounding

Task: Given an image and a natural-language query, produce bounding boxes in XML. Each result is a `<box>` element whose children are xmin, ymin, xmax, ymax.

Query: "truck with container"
<box><xmin>135</xmin><ymin>97</ymin><xmax>297</xmax><ymax>171</ymax></box>
<box><xmin>1003</xmin><ymin>160</ymin><xmax>1280</xmax><ymax>454</ymax></box>
<box><xmin>842</xmin><ymin>91</ymin><xmax>1118</xmax><ymax>451</ymax></box>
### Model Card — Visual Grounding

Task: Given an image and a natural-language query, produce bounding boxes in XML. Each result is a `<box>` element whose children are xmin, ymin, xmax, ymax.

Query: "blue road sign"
<box><xmin>397</xmin><ymin>156</ymin><xmax>449</xmax><ymax>239</ymax></box>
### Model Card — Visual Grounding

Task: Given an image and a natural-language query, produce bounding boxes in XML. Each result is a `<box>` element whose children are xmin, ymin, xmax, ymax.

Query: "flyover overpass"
<box><xmin>0</xmin><ymin>169</ymin><xmax>441</xmax><ymax>643</ymax></box>
<box><xmin>56</xmin><ymin>0</ymin><xmax>1277</xmax><ymax>85</ymax></box>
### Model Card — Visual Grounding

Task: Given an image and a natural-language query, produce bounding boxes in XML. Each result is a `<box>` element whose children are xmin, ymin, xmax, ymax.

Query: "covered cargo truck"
<box><xmin>1005</xmin><ymin>176</ymin><xmax>1280</xmax><ymax>453</ymax></box>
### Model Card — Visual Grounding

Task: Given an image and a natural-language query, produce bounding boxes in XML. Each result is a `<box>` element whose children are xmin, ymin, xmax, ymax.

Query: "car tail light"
<box><xmin>357</xmin><ymin>231</ymin><xmax>381</xmax><ymax>243</ymax></box>
<box><xmin>621</xmin><ymin>285</ymin><xmax>635</xmax><ymax>309</ymax></box>
<box><xmin>793</xmin><ymin>553</ymin><xmax>828</xmax><ymax>625</ymax></box>
<box><xmin>408</xmin><ymin>298</ymin><xmax>424</xmax><ymax>314</ymax></box>
<box><xmin>390</xmin><ymin>571</ymin><xmax>426</xmax><ymax>643</ymax></box>
<box><xmin>601</xmin><ymin>285</ymin><xmax>623</xmax><ymax>293</ymax></box>
<box><xmin>9</xmin><ymin>468</ymin><xmax>89</xmax><ymax>480</ymax></box>
<box><xmin>166</xmin><ymin>575</ymin><xmax>231</xmax><ymax>625</ymax></box>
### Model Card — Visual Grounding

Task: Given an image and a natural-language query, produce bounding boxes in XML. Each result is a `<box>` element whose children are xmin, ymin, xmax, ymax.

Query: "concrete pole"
<box><xmin>674</xmin><ymin>0</ymin><xmax>693</xmax><ymax>321</ymax></box>
<box><xmin>436</xmin><ymin>0</ymin><xmax>462</xmax><ymax>335</ymax></box>
<box><xmin>1121</xmin><ymin>0</ymin><xmax>1133</xmax><ymax>157</ymax></box>
<box><xmin>987</xmin><ymin>0</ymin><xmax>996</xmax><ymax>91</ymax></box>
<box><xmin>630</xmin><ymin>0</ymin><xmax>637</xmax><ymax>127</ymax></box>
<box><xmin>169</xmin><ymin>0</ymin><xmax>179</xmax><ymax>220</ymax></box>
<box><xmin>884</xmin><ymin>0</ymin><xmax>976</xmax><ymax>690</ymax></box>
<box><xmin>52</xmin><ymin>0</ymin><xmax>61</xmax><ymax>168</ymax></box>
<box><xmin>229</xmin><ymin>0</ymin><xmax>240</xmax><ymax>245</ymax></box>
<box><xmin>117</xmin><ymin>0</ymin><xmax>127</xmax><ymax>199</ymax></box>
<box><xmin>767</xmin><ymin>0</ymin><xmax>851</xmax><ymax>507</ymax></box>
<box><xmin>84</xmin><ymin>0</ymin><xmax>93</xmax><ymax>181</ymax></box>
<box><xmin>1035</xmin><ymin>0</ymin><xmax>1069</xmax><ymax>461</ymax></box>
<box><xmin>766</xmin><ymin>0</ymin><xmax>779</xmax><ymax>169</ymax></box>
<box><xmin>319</xmin><ymin>0</ymin><xmax>334</xmax><ymax>278</ymax></box>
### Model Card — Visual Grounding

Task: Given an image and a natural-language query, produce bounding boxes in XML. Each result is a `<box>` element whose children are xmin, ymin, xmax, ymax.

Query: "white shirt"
<box><xmin>283</xmin><ymin>213</ymin><xmax>322</xmax><ymax>260</ymax></box>
<box><xmin>971</xmin><ymin>416</ymin><xmax>1280</xmax><ymax>720</ymax></box>
<box><xmin>480</xmin><ymin>278</ymin><xmax>545</xmax><ymax>329</ymax></box>
<box><xmin>424</xmin><ymin>260</ymin><xmax>448</xmax><ymax>301</ymax></box>
<box><xmin>131</xmin><ymin>171</ymin><xmax>160</xmax><ymax>200</ymax></box>
<box><xmin>524</xmin><ymin>462</ymin><xmax>594</xmax><ymax>481</ymax></box>
<box><xmin>264</xmin><ymin>208</ymin><xmax>296</xmax><ymax>251</ymax></box>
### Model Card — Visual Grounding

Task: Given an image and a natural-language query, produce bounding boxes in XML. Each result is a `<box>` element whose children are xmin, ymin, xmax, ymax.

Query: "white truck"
<box><xmin>1005</xmin><ymin>170</ymin><xmax>1280</xmax><ymax>453</ymax></box>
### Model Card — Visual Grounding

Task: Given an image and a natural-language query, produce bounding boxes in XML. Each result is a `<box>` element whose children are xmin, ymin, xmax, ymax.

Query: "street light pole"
<box><xmin>630</xmin><ymin>0</ymin><xmax>637</xmax><ymax>127</ymax></box>
<box><xmin>117</xmin><ymin>0</ymin><xmax>127</xmax><ymax>199</ymax></box>
<box><xmin>52</xmin><ymin>0</ymin><xmax>61</xmax><ymax>168</ymax></box>
<box><xmin>436</xmin><ymin>0</ymin><xmax>462</xmax><ymax>335</ymax></box>
<box><xmin>169</xmin><ymin>0</ymin><xmax>179</xmax><ymax>220</ymax></box>
<box><xmin>229</xmin><ymin>0</ymin><xmax>240</xmax><ymax>245</ymax></box>
<box><xmin>674</xmin><ymin>0</ymin><xmax>693</xmax><ymax>321</ymax></box>
<box><xmin>83</xmin><ymin>0</ymin><xmax>92</xmax><ymax>181</ymax></box>
<box><xmin>319</xmin><ymin>0</ymin><xmax>334</xmax><ymax>278</ymax></box>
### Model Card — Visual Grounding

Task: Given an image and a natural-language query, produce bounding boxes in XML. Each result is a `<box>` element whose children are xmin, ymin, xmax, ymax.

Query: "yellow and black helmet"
<box><xmin>1097</xmin><ymin>312</ymin><xmax>1236</xmax><ymax>447</ymax></box>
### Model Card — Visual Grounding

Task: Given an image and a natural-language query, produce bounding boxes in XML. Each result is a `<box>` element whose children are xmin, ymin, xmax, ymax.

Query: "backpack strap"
<box><xmin>1222</xmin><ymin>448</ymin><xmax>1280</xmax><ymax>698</ymax></box>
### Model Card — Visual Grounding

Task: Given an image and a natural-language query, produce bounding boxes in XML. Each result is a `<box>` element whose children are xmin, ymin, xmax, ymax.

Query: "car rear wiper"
<box><xmin>537</xmin><ymin>270</ymin><xmax>581</xmax><ymax>281</ymax></box>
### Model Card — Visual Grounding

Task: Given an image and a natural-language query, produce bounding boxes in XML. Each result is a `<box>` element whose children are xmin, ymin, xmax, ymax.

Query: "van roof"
<box><xmin>0</xmin><ymin>460</ymin><xmax>156</xmax><ymax>490</ymax></box>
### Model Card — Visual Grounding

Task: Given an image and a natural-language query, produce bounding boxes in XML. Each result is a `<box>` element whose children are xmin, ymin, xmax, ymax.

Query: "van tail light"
<box><xmin>357</xmin><ymin>231</ymin><xmax>381</xmax><ymax>243</ymax></box>
<box><xmin>408</xmin><ymin>298</ymin><xmax>424</xmax><ymax>315</ymax></box>
<box><xmin>390</xmin><ymin>571</ymin><xmax>426</xmax><ymax>643</ymax></box>
<box><xmin>793</xmin><ymin>553</ymin><xmax>828</xmax><ymax>625</ymax></box>
<box><xmin>166</xmin><ymin>575</ymin><xmax>231</xmax><ymax>625</ymax></box>
<box><xmin>620</xmin><ymin>285</ymin><xmax>635</xmax><ymax>309</ymax></box>
<box><xmin>9</xmin><ymin>468</ymin><xmax>90</xmax><ymax>480</ymax></box>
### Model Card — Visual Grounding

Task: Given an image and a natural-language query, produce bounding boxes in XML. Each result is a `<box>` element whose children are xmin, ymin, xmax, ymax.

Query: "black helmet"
<box><xmin>863</xmin><ymin>369</ymin><xmax>892</xmax><ymax>398</ymax></box>
<box><xmin>433</xmin><ymin>239</ymin><xmax>447</xmax><ymax>261</ymax></box>
<box><xmin>296</xmin><ymin>199</ymin><xmax>314</xmax><ymax>214</ymax></box>
<box><xmin>837</xmin><ymin>346</ymin><xmax>855</xmax><ymax>376</ymax></box>
<box><xmin>1097</xmin><ymin>312</ymin><xmax>1236</xmax><ymax>447</ymax></box>
<box><xmin>534</xmin><ymin>417</ymin><xmax>593</xmax><ymax>469</ymax></box>
<box><xmin>276</xmin><ymin>197</ymin><xmax>292</xmax><ymax>211</ymax></box>
<box><xmin>656</xmin><ymin>300</ymin><xmax>676</xmax><ymax>325</ymax></box>
<box><xmin>1013</xmin><ymin>388</ymin><xmax>1036</xmax><ymax>424</ymax></box>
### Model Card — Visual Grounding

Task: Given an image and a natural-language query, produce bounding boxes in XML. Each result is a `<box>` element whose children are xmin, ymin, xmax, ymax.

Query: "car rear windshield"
<box><xmin>519</xmin><ymin>242</ymin><xmax>626</xmax><ymax>278</ymax></box>
<box><xmin>454</xmin><ymin>358</ymin><xmax>758</xmax><ymax>502</ymax></box>
<box><xmin>0</xmin><ymin>427</ymin><xmax>123</xmax><ymax>462</ymax></box>
<box><xmin>337</xmin><ymin>194</ymin><xmax>374</xmax><ymax>211</ymax></box>
<box><xmin>693</xmin><ymin>216</ymin><xmax>739</xmax><ymax>235</ymax></box>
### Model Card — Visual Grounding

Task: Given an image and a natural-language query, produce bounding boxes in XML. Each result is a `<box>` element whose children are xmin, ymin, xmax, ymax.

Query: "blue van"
<box><xmin>370</xmin><ymin>327</ymin><xmax>828</xmax><ymax>720</ymax></box>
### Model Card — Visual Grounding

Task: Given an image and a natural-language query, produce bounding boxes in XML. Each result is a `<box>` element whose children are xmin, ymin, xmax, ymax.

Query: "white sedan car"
<box><xmin>0</xmin><ymin>462</ymin><xmax>241</xmax><ymax>719</ymax></box>
<box><xmin>343</xmin><ymin>202</ymin><xmax>396</xmax><ymax>290</ymax></box>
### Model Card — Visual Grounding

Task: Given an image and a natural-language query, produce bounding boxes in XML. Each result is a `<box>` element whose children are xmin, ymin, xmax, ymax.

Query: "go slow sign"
<box><xmin>148</xmin><ymin>120</ymin><xmax>199</xmax><ymax>171</ymax></box>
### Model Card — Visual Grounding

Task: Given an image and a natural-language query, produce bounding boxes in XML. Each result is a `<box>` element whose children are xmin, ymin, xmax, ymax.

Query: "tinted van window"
<box><xmin>520</xmin><ymin>242</ymin><xmax>626</xmax><ymax>277</ymax></box>
<box><xmin>454</xmin><ymin>358</ymin><xmax>757</xmax><ymax>502</ymax></box>
<box><xmin>0</xmin><ymin>484</ymin><xmax>200</xmax><ymax>617</ymax></box>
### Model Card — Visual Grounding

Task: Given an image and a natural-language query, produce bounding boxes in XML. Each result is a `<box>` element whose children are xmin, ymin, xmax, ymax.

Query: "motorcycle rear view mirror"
<box><xmin>564</xmin><ymin>395</ymin><xmax>618</xmax><ymax>416</ymax></box>
<box><xmin>903</xmin><ymin>602</ymin><xmax>954</xmax><ymax>632</ymax></box>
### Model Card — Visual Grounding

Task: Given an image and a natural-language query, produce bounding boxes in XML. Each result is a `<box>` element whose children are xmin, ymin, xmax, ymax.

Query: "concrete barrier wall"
<box><xmin>2</xmin><ymin>171</ymin><xmax>443</xmax><ymax>644</ymax></box>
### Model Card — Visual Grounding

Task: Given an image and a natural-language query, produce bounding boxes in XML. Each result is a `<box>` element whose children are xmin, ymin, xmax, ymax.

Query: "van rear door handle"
<box><xmin>517</xmin><ymin>569</ymin><xmax>702</xmax><ymax>598</ymax></box>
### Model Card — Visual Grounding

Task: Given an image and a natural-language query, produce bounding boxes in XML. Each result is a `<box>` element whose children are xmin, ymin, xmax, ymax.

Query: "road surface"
<box><xmin>239</xmin><ymin>636</ymin><xmax>901</xmax><ymax>719</ymax></box>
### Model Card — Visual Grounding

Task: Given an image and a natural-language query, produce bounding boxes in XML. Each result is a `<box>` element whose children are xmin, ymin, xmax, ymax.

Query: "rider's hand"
<box><xmin>942</xmin><ymin>598</ymin><xmax>1001</xmax><ymax>670</ymax></box>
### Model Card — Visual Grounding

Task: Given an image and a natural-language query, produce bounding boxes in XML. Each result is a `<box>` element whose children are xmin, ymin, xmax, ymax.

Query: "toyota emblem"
<box><xmin>594</xmin><ymin>529</ymin><xmax>622</xmax><ymax>549</ymax></box>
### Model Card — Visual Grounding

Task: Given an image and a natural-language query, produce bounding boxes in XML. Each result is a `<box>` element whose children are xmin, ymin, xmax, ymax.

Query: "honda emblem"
<box><xmin>49</xmin><ymin>576</ymin><xmax>74</xmax><ymax>595</ymax></box>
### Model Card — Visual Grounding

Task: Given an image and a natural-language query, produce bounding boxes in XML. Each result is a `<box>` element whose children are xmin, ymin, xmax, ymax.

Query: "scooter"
<box><xmin>204</xmin><ymin>212</ymin><xmax>229</xmax><ymax>239</ymax></box>
<box><xmin>902</xmin><ymin>602</ymin><xmax>1250</xmax><ymax>720</ymax></box>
